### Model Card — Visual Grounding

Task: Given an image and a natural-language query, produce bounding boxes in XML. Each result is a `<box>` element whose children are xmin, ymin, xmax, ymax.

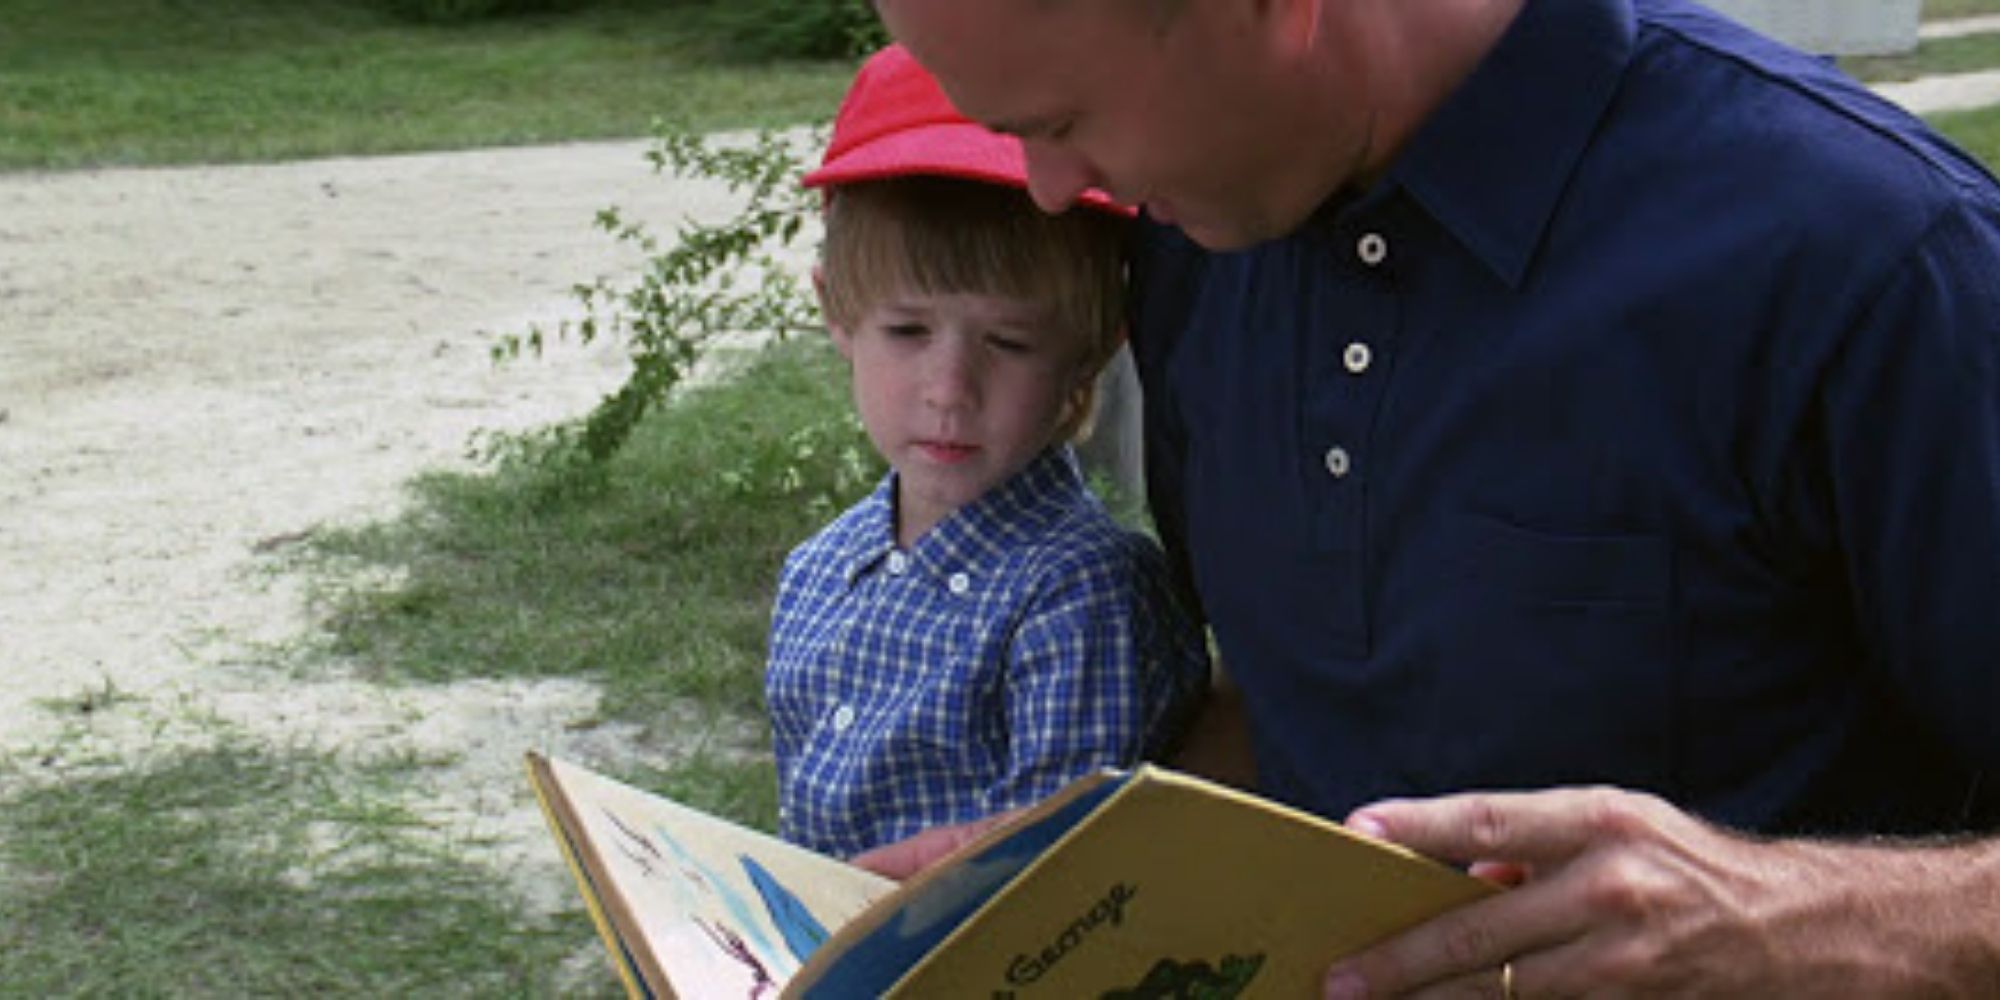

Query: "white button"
<box><xmin>1356</xmin><ymin>232</ymin><xmax>1388</xmax><ymax>266</ymax></box>
<box><xmin>886</xmin><ymin>551</ymin><xmax>909</xmax><ymax>575</ymax></box>
<box><xmin>1324</xmin><ymin>446</ymin><xmax>1351</xmax><ymax>478</ymax></box>
<box><xmin>1343</xmin><ymin>341</ymin><xmax>1372</xmax><ymax>374</ymax></box>
<box><xmin>831</xmin><ymin>704</ymin><xmax>856</xmax><ymax>732</ymax></box>
<box><xmin>947</xmin><ymin>572</ymin><xmax>971</xmax><ymax>595</ymax></box>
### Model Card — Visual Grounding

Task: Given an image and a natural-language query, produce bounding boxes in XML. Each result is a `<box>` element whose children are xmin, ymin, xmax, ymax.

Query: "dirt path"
<box><xmin>0</xmin><ymin>140</ymin><xmax>785</xmax><ymax>900</ymax></box>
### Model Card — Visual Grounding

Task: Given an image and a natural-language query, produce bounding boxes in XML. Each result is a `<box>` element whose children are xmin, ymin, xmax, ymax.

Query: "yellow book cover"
<box><xmin>526</xmin><ymin>752</ymin><xmax>1494</xmax><ymax>999</ymax></box>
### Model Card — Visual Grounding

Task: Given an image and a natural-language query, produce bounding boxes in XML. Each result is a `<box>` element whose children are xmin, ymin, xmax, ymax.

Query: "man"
<box><xmin>865</xmin><ymin>0</ymin><xmax>2000</xmax><ymax>995</ymax></box>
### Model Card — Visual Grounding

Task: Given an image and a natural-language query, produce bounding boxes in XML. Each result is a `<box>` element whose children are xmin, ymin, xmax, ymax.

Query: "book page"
<box><xmin>540</xmin><ymin>755</ymin><xmax>896</xmax><ymax>998</ymax></box>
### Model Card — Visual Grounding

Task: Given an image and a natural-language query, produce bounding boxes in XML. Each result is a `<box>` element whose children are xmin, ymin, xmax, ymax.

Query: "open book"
<box><xmin>526</xmin><ymin>752</ymin><xmax>1494</xmax><ymax>999</ymax></box>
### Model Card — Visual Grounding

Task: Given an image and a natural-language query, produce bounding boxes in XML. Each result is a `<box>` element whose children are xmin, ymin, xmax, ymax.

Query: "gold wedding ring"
<box><xmin>1501</xmin><ymin>961</ymin><xmax>1518</xmax><ymax>1000</ymax></box>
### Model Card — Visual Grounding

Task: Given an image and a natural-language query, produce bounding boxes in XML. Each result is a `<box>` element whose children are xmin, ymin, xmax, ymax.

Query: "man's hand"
<box><xmin>849</xmin><ymin>812</ymin><xmax>1018</xmax><ymax>880</ymax></box>
<box><xmin>1321</xmin><ymin>787</ymin><xmax>2000</xmax><ymax>998</ymax></box>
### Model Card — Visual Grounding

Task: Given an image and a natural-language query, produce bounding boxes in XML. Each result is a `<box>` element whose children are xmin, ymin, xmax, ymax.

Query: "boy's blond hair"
<box><xmin>819</xmin><ymin>175</ymin><xmax>1129</xmax><ymax>442</ymax></box>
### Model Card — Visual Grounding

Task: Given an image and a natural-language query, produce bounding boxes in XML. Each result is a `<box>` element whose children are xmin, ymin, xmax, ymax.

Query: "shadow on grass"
<box><xmin>0</xmin><ymin>338</ymin><xmax>876</xmax><ymax>993</ymax></box>
<box><xmin>0</xmin><ymin>742</ymin><xmax>619</xmax><ymax>997</ymax></box>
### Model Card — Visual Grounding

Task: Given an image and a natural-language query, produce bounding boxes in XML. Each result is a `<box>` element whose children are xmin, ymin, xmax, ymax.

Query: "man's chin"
<box><xmin>1145</xmin><ymin>203</ymin><xmax>1264</xmax><ymax>251</ymax></box>
<box><xmin>1173</xmin><ymin>220</ymin><xmax>1265</xmax><ymax>253</ymax></box>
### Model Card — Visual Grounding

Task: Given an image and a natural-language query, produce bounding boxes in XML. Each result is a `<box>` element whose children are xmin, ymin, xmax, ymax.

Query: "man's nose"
<box><xmin>1022</xmin><ymin>140</ymin><xmax>1101</xmax><ymax>215</ymax></box>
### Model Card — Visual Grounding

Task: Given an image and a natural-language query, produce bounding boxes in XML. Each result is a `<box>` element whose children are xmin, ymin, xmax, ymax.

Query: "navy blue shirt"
<box><xmin>1132</xmin><ymin>0</ymin><xmax>2000</xmax><ymax>836</ymax></box>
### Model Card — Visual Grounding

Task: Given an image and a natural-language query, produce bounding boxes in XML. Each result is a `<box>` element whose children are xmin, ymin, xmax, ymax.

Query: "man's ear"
<box><xmin>1259</xmin><ymin>0</ymin><xmax>1323</xmax><ymax>59</ymax></box>
<box><xmin>814</xmin><ymin>265</ymin><xmax>856</xmax><ymax>360</ymax></box>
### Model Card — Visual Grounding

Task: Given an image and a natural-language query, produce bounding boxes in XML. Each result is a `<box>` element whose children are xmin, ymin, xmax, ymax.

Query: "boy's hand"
<box><xmin>849</xmin><ymin>812</ymin><xmax>1019</xmax><ymax>880</ymax></box>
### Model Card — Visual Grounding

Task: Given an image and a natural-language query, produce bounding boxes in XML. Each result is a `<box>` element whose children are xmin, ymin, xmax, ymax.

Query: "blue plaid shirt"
<box><xmin>766</xmin><ymin>446</ymin><xmax>1210</xmax><ymax>857</ymax></box>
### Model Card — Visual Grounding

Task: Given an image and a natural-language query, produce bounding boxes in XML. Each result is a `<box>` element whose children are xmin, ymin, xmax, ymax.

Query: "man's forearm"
<box><xmin>1789</xmin><ymin>832</ymin><xmax>2000</xmax><ymax>993</ymax></box>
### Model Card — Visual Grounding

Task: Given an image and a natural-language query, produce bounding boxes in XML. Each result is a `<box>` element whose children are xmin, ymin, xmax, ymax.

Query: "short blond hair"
<box><xmin>819</xmin><ymin>176</ymin><xmax>1129</xmax><ymax>442</ymax></box>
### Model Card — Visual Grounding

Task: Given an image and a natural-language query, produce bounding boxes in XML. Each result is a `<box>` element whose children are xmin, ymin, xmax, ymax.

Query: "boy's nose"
<box><xmin>921</xmin><ymin>341</ymin><xmax>980</xmax><ymax>411</ymax></box>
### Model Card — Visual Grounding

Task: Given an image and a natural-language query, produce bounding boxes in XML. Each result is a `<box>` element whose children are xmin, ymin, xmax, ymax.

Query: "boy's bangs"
<box><xmin>838</xmin><ymin>190</ymin><xmax>1063</xmax><ymax>314</ymax></box>
<box><xmin>820</xmin><ymin>177</ymin><xmax>1125</xmax><ymax>371</ymax></box>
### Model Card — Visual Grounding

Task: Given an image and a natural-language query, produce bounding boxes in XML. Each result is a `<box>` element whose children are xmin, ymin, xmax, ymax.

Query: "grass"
<box><xmin>0</xmin><ymin>337</ymin><xmax>871</xmax><ymax>995</ymax></box>
<box><xmin>0</xmin><ymin>0</ymin><xmax>854</xmax><ymax>170</ymax></box>
<box><xmin>297</xmin><ymin>336</ymin><xmax>879</xmax><ymax>830</ymax></box>
<box><xmin>1934</xmin><ymin>104</ymin><xmax>2000</xmax><ymax>164</ymax></box>
<box><xmin>4</xmin><ymin>0</ymin><xmax>1992</xmax><ymax>171</ymax></box>
<box><xmin>1845</xmin><ymin>29</ymin><xmax>2000</xmax><ymax>81</ymax></box>
<box><xmin>1927</xmin><ymin>0</ymin><xmax>2000</xmax><ymax>19</ymax></box>
<box><xmin>0</xmin><ymin>742</ymin><xmax>616</xmax><ymax>997</ymax></box>
<box><xmin>0</xmin><ymin>4</ymin><xmax>870</xmax><ymax>989</ymax></box>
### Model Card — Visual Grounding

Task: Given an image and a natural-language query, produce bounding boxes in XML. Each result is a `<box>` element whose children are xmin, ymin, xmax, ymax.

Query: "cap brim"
<box><xmin>803</xmin><ymin>120</ymin><xmax>1131</xmax><ymax>217</ymax></box>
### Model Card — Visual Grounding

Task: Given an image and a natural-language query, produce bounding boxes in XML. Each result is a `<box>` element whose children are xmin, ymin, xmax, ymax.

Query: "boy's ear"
<box><xmin>1094</xmin><ymin>323</ymin><xmax>1131</xmax><ymax>385</ymax></box>
<box><xmin>813</xmin><ymin>265</ymin><xmax>856</xmax><ymax>360</ymax></box>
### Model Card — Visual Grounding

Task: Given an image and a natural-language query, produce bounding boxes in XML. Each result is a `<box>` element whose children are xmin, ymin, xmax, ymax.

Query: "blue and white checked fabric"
<box><xmin>765</xmin><ymin>446</ymin><xmax>1210</xmax><ymax>857</ymax></box>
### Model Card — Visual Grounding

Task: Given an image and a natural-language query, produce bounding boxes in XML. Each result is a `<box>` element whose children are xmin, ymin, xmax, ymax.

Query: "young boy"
<box><xmin>764</xmin><ymin>44</ymin><xmax>1211</xmax><ymax>859</ymax></box>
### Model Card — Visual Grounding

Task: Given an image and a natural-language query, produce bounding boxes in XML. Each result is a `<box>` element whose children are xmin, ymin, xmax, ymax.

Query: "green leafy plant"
<box><xmin>378</xmin><ymin>0</ymin><xmax>592</xmax><ymax>25</ymax></box>
<box><xmin>700</xmin><ymin>0</ymin><xmax>887</xmax><ymax>61</ymax></box>
<box><xmin>494</xmin><ymin>122</ymin><xmax>828</xmax><ymax>467</ymax></box>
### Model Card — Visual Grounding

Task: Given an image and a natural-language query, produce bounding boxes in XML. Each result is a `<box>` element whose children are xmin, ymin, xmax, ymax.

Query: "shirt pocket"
<box><xmin>1412</xmin><ymin>512</ymin><xmax>1677</xmax><ymax>793</ymax></box>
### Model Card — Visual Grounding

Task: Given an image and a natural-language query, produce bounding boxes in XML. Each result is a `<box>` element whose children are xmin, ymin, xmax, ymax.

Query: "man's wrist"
<box><xmin>1777</xmin><ymin>833</ymin><xmax>2000</xmax><ymax>994</ymax></box>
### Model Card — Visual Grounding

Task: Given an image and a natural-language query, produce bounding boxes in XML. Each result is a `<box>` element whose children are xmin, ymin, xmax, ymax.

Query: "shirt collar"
<box><xmin>836</xmin><ymin>445</ymin><xmax>1087</xmax><ymax>588</ymax></box>
<box><xmin>836</xmin><ymin>478</ymin><xmax>900</xmax><ymax>588</ymax></box>
<box><xmin>1381</xmin><ymin>0</ymin><xmax>1635</xmax><ymax>289</ymax></box>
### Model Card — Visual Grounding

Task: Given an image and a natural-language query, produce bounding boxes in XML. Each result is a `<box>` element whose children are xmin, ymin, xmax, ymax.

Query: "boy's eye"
<box><xmin>885</xmin><ymin>323</ymin><xmax>928</xmax><ymax>339</ymax></box>
<box><xmin>986</xmin><ymin>334</ymin><xmax>1032</xmax><ymax>354</ymax></box>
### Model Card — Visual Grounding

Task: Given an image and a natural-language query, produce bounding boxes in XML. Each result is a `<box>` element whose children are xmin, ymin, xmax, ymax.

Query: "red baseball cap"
<box><xmin>803</xmin><ymin>44</ymin><xmax>1130</xmax><ymax>217</ymax></box>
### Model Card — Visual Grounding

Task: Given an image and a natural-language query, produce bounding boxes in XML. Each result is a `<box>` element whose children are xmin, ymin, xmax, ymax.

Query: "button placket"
<box><xmin>1328</xmin><ymin>227</ymin><xmax>1389</xmax><ymax>485</ymax></box>
<box><xmin>1294</xmin><ymin>212</ymin><xmax>1399</xmax><ymax>650</ymax></box>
